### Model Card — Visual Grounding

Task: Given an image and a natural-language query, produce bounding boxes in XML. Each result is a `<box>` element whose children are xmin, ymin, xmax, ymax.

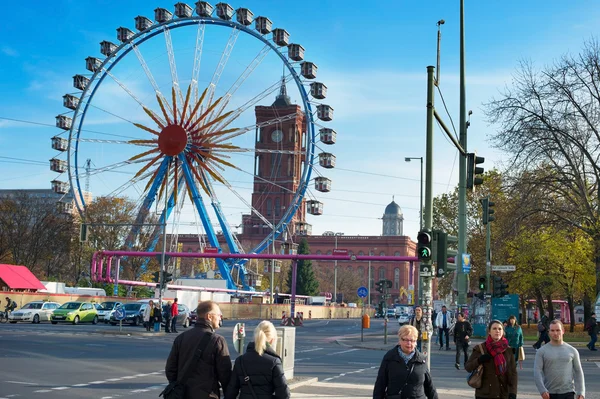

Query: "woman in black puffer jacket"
<box><xmin>225</xmin><ymin>320</ymin><xmax>290</xmax><ymax>399</ymax></box>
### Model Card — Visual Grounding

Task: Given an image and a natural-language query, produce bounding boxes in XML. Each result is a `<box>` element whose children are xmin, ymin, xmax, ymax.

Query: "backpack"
<box><xmin>537</xmin><ymin>321</ymin><xmax>546</xmax><ymax>332</ymax></box>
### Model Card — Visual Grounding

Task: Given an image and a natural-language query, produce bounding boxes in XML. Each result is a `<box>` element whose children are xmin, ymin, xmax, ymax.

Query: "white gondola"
<box><xmin>319</xmin><ymin>128</ymin><xmax>336</xmax><ymax>144</ymax></box>
<box><xmin>272</xmin><ymin>28</ymin><xmax>289</xmax><ymax>47</ymax></box>
<box><xmin>315</xmin><ymin>176</ymin><xmax>332</xmax><ymax>192</ymax></box>
<box><xmin>50</xmin><ymin>159</ymin><xmax>68</xmax><ymax>173</ymax></box>
<box><xmin>301</xmin><ymin>62</ymin><xmax>317</xmax><ymax>79</ymax></box>
<box><xmin>51</xmin><ymin>136</ymin><xmax>68</xmax><ymax>152</ymax></box>
<box><xmin>319</xmin><ymin>152</ymin><xmax>336</xmax><ymax>168</ymax></box>
<box><xmin>63</xmin><ymin>94</ymin><xmax>79</xmax><ymax>110</ymax></box>
<box><xmin>154</xmin><ymin>8</ymin><xmax>173</xmax><ymax>23</ymax></box>
<box><xmin>310</xmin><ymin>82</ymin><xmax>327</xmax><ymax>99</ymax></box>
<box><xmin>100</xmin><ymin>41</ymin><xmax>117</xmax><ymax>56</ymax></box>
<box><xmin>195</xmin><ymin>1</ymin><xmax>213</xmax><ymax>17</ymax></box>
<box><xmin>116</xmin><ymin>27</ymin><xmax>134</xmax><ymax>43</ymax></box>
<box><xmin>134</xmin><ymin>15</ymin><xmax>153</xmax><ymax>31</ymax></box>
<box><xmin>56</xmin><ymin>201</ymin><xmax>73</xmax><ymax>214</ymax></box>
<box><xmin>317</xmin><ymin>104</ymin><xmax>334</xmax><ymax>121</ymax></box>
<box><xmin>296</xmin><ymin>222</ymin><xmax>312</xmax><ymax>236</ymax></box>
<box><xmin>307</xmin><ymin>200</ymin><xmax>324</xmax><ymax>215</ymax></box>
<box><xmin>288</xmin><ymin>43</ymin><xmax>304</xmax><ymax>61</ymax></box>
<box><xmin>255</xmin><ymin>16</ymin><xmax>272</xmax><ymax>34</ymax></box>
<box><xmin>56</xmin><ymin>115</ymin><xmax>72</xmax><ymax>130</ymax></box>
<box><xmin>236</xmin><ymin>8</ymin><xmax>253</xmax><ymax>25</ymax></box>
<box><xmin>216</xmin><ymin>3</ymin><xmax>234</xmax><ymax>20</ymax></box>
<box><xmin>175</xmin><ymin>2</ymin><xmax>193</xmax><ymax>18</ymax></box>
<box><xmin>51</xmin><ymin>180</ymin><xmax>69</xmax><ymax>195</ymax></box>
<box><xmin>73</xmin><ymin>75</ymin><xmax>90</xmax><ymax>91</ymax></box>
<box><xmin>85</xmin><ymin>57</ymin><xmax>102</xmax><ymax>72</ymax></box>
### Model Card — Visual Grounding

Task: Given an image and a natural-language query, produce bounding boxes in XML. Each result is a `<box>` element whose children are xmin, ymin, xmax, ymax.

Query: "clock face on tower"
<box><xmin>271</xmin><ymin>129</ymin><xmax>283</xmax><ymax>143</ymax></box>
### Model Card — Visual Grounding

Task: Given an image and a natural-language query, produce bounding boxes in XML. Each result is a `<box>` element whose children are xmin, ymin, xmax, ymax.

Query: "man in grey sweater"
<box><xmin>533</xmin><ymin>320</ymin><xmax>585</xmax><ymax>399</ymax></box>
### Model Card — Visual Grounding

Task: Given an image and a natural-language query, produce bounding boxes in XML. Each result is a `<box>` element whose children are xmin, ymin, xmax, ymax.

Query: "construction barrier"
<box><xmin>280</xmin><ymin>311</ymin><xmax>287</xmax><ymax>325</ymax></box>
<box><xmin>294</xmin><ymin>311</ymin><xmax>304</xmax><ymax>326</ymax></box>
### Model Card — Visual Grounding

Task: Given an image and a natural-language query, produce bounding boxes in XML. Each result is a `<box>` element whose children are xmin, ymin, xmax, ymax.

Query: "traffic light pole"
<box><xmin>457</xmin><ymin>0</ymin><xmax>468</xmax><ymax>307</ymax></box>
<box><xmin>485</xmin><ymin>195</ymin><xmax>492</xmax><ymax>293</ymax></box>
<box><xmin>421</xmin><ymin>65</ymin><xmax>436</xmax><ymax>370</ymax></box>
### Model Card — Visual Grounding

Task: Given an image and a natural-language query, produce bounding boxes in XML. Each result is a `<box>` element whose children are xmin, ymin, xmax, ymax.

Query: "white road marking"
<box><xmin>596</xmin><ymin>362</ymin><xmax>600</xmax><ymax>368</ymax></box>
<box><xmin>329</xmin><ymin>349</ymin><xmax>360</xmax><ymax>355</ymax></box>
<box><xmin>106</xmin><ymin>378</ymin><xmax>122</xmax><ymax>382</ymax></box>
<box><xmin>295</xmin><ymin>358</ymin><xmax>312</xmax><ymax>362</ymax></box>
<box><xmin>33</xmin><ymin>390</ymin><xmax>52</xmax><ymax>393</ymax></box>
<box><xmin>121</xmin><ymin>376</ymin><xmax>136</xmax><ymax>379</ymax></box>
<box><xmin>295</xmin><ymin>347</ymin><xmax>323</xmax><ymax>353</ymax></box>
<box><xmin>51</xmin><ymin>387</ymin><xmax>69</xmax><ymax>390</ymax></box>
<box><xmin>131</xmin><ymin>389</ymin><xmax>150</xmax><ymax>393</ymax></box>
<box><xmin>88</xmin><ymin>380</ymin><xmax>106</xmax><ymax>384</ymax></box>
<box><xmin>5</xmin><ymin>381</ymin><xmax>38</xmax><ymax>385</ymax></box>
<box><xmin>72</xmin><ymin>383</ymin><xmax>90</xmax><ymax>387</ymax></box>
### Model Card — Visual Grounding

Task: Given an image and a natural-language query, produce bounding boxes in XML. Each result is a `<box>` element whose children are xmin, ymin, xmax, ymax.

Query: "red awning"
<box><xmin>0</xmin><ymin>264</ymin><xmax>46</xmax><ymax>290</ymax></box>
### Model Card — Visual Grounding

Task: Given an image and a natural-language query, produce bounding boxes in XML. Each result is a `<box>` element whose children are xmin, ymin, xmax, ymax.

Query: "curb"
<box><xmin>288</xmin><ymin>377</ymin><xmax>319</xmax><ymax>390</ymax></box>
<box><xmin>98</xmin><ymin>331</ymin><xmax>168</xmax><ymax>337</ymax></box>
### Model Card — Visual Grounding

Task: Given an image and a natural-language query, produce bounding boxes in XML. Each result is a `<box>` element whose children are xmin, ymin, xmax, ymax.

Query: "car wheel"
<box><xmin>51</xmin><ymin>321</ymin><xmax>58</xmax><ymax>325</ymax></box>
<box><xmin>33</xmin><ymin>314</ymin><xmax>40</xmax><ymax>324</ymax></box>
<box><xmin>92</xmin><ymin>316</ymin><xmax>98</xmax><ymax>325</ymax></box>
<box><xmin>183</xmin><ymin>317</ymin><xmax>189</xmax><ymax>328</ymax></box>
<box><xmin>73</xmin><ymin>316</ymin><xmax>80</xmax><ymax>325</ymax></box>
<box><xmin>132</xmin><ymin>317</ymin><xmax>139</xmax><ymax>326</ymax></box>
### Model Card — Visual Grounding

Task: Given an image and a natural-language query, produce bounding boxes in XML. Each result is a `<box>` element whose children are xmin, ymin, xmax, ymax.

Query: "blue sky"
<box><xmin>1</xmin><ymin>1</ymin><xmax>599</xmax><ymax>242</ymax></box>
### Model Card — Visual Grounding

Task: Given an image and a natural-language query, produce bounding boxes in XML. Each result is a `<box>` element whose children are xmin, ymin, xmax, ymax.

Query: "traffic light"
<box><xmin>164</xmin><ymin>272</ymin><xmax>173</xmax><ymax>284</ymax></box>
<box><xmin>478</xmin><ymin>276</ymin><xmax>486</xmax><ymax>291</ymax></box>
<box><xmin>481</xmin><ymin>197</ymin><xmax>496</xmax><ymax>225</ymax></box>
<box><xmin>385</xmin><ymin>279</ymin><xmax>393</xmax><ymax>289</ymax></box>
<box><xmin>466</xmin><ymin>153</ymin><xmax>485</xmax><ymax>190</ymax></box>
<box><xmin>435</xmin><ymin>230</ymin><xmax>458</xmax><ymax>277</ymax></box>
<box><xmin>79</xmin><ymin>223</ymin><xmax>88</xmax><ymax>242</ymax></box>
<box><xmin>417</xmin><ymin>230</ymin><xmax>433</xmax><ymax>263</ymax></box>
<box><xmin>376</xmin><ymin>280</ymin><xmax>385</xmax><ymax>293</ymax></box>
<box><xmin>152</xmin><ymin>271</ymin><xmax>160</xmax><ymax>283</ymax></box>
<box><xmin>493</xmin><ymin>276</ymin><xmax>508</xmax><ymax>298</ymax></box>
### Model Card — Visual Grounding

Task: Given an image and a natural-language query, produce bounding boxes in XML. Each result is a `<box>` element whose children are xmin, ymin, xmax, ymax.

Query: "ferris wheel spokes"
<box><xmin>163</xmin><ymin>27</ymin><xmax>185</xmax><ymax>109</ymax></box>
<box><xmin>190</xmin><ymin>23</ymin><xmax>206</xmax><ymax>109</ymax></box>
<box><xmin>205</xmin><ymin>26</ymin><xmax>241</xmax><ymax>113</ymax></box>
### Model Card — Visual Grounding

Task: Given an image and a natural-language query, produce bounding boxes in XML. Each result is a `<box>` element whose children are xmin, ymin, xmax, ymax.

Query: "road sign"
<box><xmin>492</xmin><ymin>265</ymin><xmax>516</xmax><ymax>272</ymax></box>
<box><xmin>232</xmin><ymin>322</ymin><xmax>246</xmax><ymax>354</ymax></box>
<box><xmin>333</xmin><ymin>249</ymin><xmax>348</xmax><ymax>255</ymax></box>
<box><xmin>357</xmin><ymin>286</ymin><xmax>368</xmax><ymax>298</ymax></box>
<box><xmin>462</xmin><ymin>253</ymin><xmax>472</xmax><ymax>273</ymax></box>
<box><xmin>114</xmin><ymin>305</ymin><xmax>125</xmax><ymax>321</ymax></box>
<box><xmin>204</xmin><ymin>247</ymin><xmax>219</xmax><ymax>253</ymax></box>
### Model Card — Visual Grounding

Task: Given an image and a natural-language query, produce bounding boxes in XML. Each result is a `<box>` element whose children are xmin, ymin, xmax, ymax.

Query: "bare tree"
<box><xmin>486</xmin><ymin>40</ymin><xmax>600</xmax><ymax>300</ymax></box>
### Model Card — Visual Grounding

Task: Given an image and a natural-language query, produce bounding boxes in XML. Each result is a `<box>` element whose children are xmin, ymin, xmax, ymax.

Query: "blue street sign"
<box><xmin>357</xmin><ymin>286</ymin><xmax>368</xmax><ymax>298</ymax></box>
<box><xmin>114</xmin><ymin>305</ymin><xmax>126</xmax><ymax>321</ymax></box>
<box><xmin>462</xmin><ymin>253</ymin><xmax>472</xmax><ymax>273</ymax></box>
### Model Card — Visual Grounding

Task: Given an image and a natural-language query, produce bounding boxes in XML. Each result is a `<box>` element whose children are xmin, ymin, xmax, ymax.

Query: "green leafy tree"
<box><xmin>286</xmin><ymin>239</ymin><xmax>319</xmax><ymax>296</ymax></box>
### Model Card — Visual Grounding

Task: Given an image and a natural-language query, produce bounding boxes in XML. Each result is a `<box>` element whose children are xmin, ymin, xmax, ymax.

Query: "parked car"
<box><xmin>96</xmin><ymin>301</ymin><xmax>123</xmax><ymax>323</ymax></box>
<box><xmin>397</xmin><ymin>313</ymin><xmax>411</xmax><ymax>326</ymax></box>
<box><xmin>109</xmin><ymin>303</ymin><xmax>147</xmax><ymax>326</ymax></box>
<box><xmin>51</xmin><ymin>302</ymin><xmax>98</xmax><ymax>325</ymax></box>
<box><xmin>188</xmin><ymin>309</ymin><xmax>197</xmax><ymax>326</ymax></box>
<box><xmin>162</xmin><ymin>303</ymin><xmax>191</xmax><ymax>328</ymax></box>
<box><xmin>8</xmin><ymin>301</ymin><xmax>60</xmax><ymax>324</ymax></box>
<box><xmin>386</xmin><ymin>308</ymin><xmax>397</xmax><ymax>319</ymax></box>
<box><xmin>374</xmin><ymin>310</ymin><xmax>385</xmax><ymax>318</ymax></box>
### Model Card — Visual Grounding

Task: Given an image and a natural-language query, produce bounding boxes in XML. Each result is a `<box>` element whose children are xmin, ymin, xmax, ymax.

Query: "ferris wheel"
<box><xmin>50</xmin><ymin>2</ymin><xmax>335</xmax><ymax>290</ymax></box>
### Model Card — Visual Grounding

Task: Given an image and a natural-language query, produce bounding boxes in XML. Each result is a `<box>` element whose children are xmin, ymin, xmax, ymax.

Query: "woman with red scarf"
<box><xmin>465</xmin><ymin>320</ymin><xmax>518</xmax><ymax>399</ymax></box>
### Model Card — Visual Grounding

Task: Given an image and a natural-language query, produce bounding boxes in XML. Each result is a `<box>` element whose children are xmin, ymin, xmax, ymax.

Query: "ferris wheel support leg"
<box><xmin>179</xmin><ymin>156</ymin><xmax>236</xmax><ymax>290</ymax></box>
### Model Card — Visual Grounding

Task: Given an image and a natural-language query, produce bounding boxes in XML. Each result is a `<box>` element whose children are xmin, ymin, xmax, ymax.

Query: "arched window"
<box><xmin>358</xmin><ymin>251</ymin><xmax>364</xmax><ymax>256</ymax></box>
<box><xmin>378</xmin><ymin>267</ymin><xmax>386</xmax><ymax>280</ymax></box>
<box><xmin>358</xmin><ymin>266</ymin><xmax>364</xmax><ymax>282</ymax></box>
<box><xmin>347</xmin><ymin>265</ymin><xmax>352</xmax><ymax>271</ymax></box>
<box><xmin>394</xmin><ymin>268</ymin><xmax>400</xmax><ymax>289</ymax></box>
<box><xmin>327</xmin><ymin>250</ymin><xmax>332</xmax><ymax>255</ymax></box>
<box><xmin>266</xmin><ymin>198</ymin><xmax>272</xmax><ymax>216</ymax></box>
<box><xmin>274</xmin><ymin>198</ymin><xmax>281</xmax><ymax>216</ymax></box>
<box><xmin>379</xmin><ymin>251</ymin><xmax>386</xmax><ymax>256</ymax></box>
<box><xmin>316</xmin><ymin>250</ymin><xmax>322</xmax><ymax>255</ymax></box>
<box><xmin>394</xmin><ymin>251</ymin><xmax>400</xmax><ymax>257</ymax></box>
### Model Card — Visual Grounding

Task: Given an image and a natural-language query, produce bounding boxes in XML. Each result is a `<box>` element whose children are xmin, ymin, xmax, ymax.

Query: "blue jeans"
<box><xmin>589</xmin><ymin>332</ymin><xmax>597</xmax><ymax>349</ymax></box>
<box><xmin>153</xmin><ymin>321</ymin><xmax>160</xmax><ymax>332</ymax></box>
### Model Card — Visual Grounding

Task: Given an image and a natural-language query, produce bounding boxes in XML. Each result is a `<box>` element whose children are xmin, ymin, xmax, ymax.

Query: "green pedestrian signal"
<box><xmin>417</xmin><ymin>230</ymin><xmax>432</xmax><ymax>262</ymax></box>
<box><xmin>478</xmin><ymin>276</ymin><xmax>486</xmax><ymax>291</ymax></box>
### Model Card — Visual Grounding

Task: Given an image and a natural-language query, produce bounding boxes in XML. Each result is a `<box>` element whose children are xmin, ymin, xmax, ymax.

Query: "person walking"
<box><xmin>505</xmin><ymin>315</ymin><xmax>524</xmax><ymax>367</ymax></box>
<box><xmin>225</xmin><ymin>320</ymin><xmax>290</xmax><ymax>399</ymax></box>
<box><xmin>533</xmin><ymin>312</ymin><xmax>551</xmax><ymax>350</ymax></box>
<box><xmin>585</xmin><ymin>313</ymin><xmax>598</xmax><ymax>351</ymax></box>
<box><xmin>164</xmin><ymin>301</ymin><xmax>172</xmax><ymax>333</ymax></box>
<box><xmin>465</xmin><ymin>320</ymin><xmax>517</xmax><ymax>399</ymax></box>
<box><xmin>435</xmin><ymin>305</ymin><xmax>451</xmax><ymax>350</ymax></box>
<box><xmin>373</xmin><ymin>325</ymin><xmax>438</xmax><ymax>399</ymax></box>
<box><xmin>409</xmin><ymin>306</ymin><xmax>424</xmax><ymax>352</ymax></box>
<box><xmin>453</xmin><ymin>312</ymin><xmax>473</xmax><ymax>370</ymax></box>
<box><xmin>165</xmin><ymin>300</ymin><xmax>231</xmax><ymax>399</ymax></box>
<box><xmin>143</xmin><ymin>300</ymin><xmax>153</xmax><ymax>331</ymax></box>
<box><xmin>171</xmin><ymin>297</ymin><xmax>179</xmax><ymax>333</ymax></box>
<box><xmin>534</xmin><ymin>320</ymin><xmax>585</xmax><ymax>399</ymax></box>
<box><xmin>152</xmin><ymin>302</ymin><xmax>162</xmax><ymax>332</ymax></box>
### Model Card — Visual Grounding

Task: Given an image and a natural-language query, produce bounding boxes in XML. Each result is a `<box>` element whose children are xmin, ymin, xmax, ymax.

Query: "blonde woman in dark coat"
<box><xmin>465</xmin><ymin>320</ymin><xmax>518</xmax><ymax>399</ymax></box>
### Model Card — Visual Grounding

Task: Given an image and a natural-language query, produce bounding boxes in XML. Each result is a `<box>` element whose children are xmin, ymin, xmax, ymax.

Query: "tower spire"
<box><xmin>272</xmin><ymin>75</ymin><xmax>291</xmax><ymax>107</ymax></box>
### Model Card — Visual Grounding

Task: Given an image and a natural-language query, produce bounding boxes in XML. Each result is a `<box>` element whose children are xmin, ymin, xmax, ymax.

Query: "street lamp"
<box><xmin>405</xmin><ymin>157</ymin><xmax>423</xmax><ymax>306</ymax></box>
<box><xmin>405</xmin><ymin>157</ymin><xmax>424</xmax><ymax>230</ymax></box>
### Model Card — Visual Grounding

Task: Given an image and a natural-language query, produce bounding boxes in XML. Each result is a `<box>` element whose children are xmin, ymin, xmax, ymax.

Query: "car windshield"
<box><xmin>21</xmin><ymin>302</ymin><xmax>43</xmax><ymax>310</ymax></box>
<box><xmin>124</xmin><ymin>304</ymin><xmax>141</xmax><ymax>311</ymax></box>
<box><xmin>99</xmin><ymin>302</ymin><xmax>117</xmax><ymax>310</ymax></box>
<box><xmin>59</xmin><ymin>302</ymin><xmax>81</xmax><ymax>310</ymax></box>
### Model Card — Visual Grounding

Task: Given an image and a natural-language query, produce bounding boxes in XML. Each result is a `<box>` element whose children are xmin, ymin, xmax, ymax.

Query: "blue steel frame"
<box><xmin>67</xmin><ymin>14</ymin><xmax>316</xmax><ymax>290</ymax></box>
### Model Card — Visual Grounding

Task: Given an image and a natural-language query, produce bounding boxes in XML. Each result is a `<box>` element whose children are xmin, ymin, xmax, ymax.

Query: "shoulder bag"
<box><xmin>159</xmin><ymin>332</ymin><xmax>214</xmax><ymax>399</ymax></box>
<box><xmin>386</xmin><ymin>362</ymin><xmax>415</xmax><ymax>399</ymax></box>
<box><xmin>467</xmin><ymin>344</ymin><xmax>484</xmax><ymax>389</ymax></box>
<box><xmin>240</xmin><ymin>357</ymin><xmax>260</xmax><ymax>399</ymax></box>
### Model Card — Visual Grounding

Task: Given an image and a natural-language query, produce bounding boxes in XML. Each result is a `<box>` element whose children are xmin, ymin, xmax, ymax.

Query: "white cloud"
<box><xmin>1</xmin><ymin>46</ymin><xmax>18</xmax><ymax>57</ymax></box>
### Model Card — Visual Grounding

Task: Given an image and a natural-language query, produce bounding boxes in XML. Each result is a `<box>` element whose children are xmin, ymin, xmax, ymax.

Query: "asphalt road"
<box><xmin>0</xmin><ymin>318</ymin><xmax>598</xmax><ymax>398</ymax></box>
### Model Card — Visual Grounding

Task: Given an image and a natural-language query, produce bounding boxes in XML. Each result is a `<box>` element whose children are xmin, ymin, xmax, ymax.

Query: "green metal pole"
<box><xmin>486</xmin><ymin>196</ymin><xmax>491</xmax><ymax>293</ymax></box>
<box><xmin>457</xmin><ymin>0</ymin><xmax>468</xmax><ymax>306</ymax></box>
<box><xmin>422</xmin><ymin>65</ymin><xmax>436</xmax><ymax>369</ymax></box>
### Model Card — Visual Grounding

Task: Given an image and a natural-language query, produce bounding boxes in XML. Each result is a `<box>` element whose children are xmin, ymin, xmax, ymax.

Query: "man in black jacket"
<box><xmin>165</xmin><ymin>301</ymin><xmax>231</xmax><ymax>399</ymax></box>
<box><xmin>453</xmin><ymin>312</ymin><xmax>473</xmax><ymax>369</ymax></box>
